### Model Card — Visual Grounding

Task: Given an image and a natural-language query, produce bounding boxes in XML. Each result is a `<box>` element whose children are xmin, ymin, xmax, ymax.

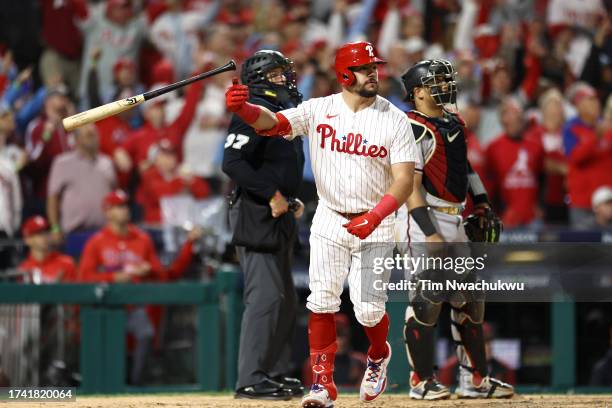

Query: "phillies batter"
<box><xmin>399</xmin><ymin>60</ymin><xmax>514</xmax><ymax>399</ymax></box>
<box><xmin>226</xmin><ymin>42</ymin><xmax>418</xmax><ymax>407</ymax></box>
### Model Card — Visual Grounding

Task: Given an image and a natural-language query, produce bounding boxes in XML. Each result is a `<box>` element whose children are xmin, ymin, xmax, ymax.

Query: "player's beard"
<box><xmin>352</xmin><ymin>79</ymin><xmax>378</xmax><ymax>97</ymax></box>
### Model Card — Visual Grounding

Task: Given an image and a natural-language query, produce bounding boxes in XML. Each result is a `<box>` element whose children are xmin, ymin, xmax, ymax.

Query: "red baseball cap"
<box><xmin>103</xmin><ymin>190</ymin><xmax>129</xmax><ymax>208</ymax></box>
<box><xmin>22</xmin><ymin>216</ymin><xmax>50</xmax><ymax>237</ymax></box>
<box><xmin>113</xmin><ymin>57</ymin><xmax>135</xmax><ymax>77</ymax></box>
<box><xmin>158</xmin><ymin>138</ymin><xmax>177</xmax><ymax>154</ymax></box>
<box><xmin>572</xmin><ymin>85</ymin><xmax>598</xmax><ymax>106</ymax></box>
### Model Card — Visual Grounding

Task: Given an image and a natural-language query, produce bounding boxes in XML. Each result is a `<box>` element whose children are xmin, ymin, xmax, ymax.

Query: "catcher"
<box><xmin>399</xmin><ymin>59</ymin><xmax>513</xmax><ymax>400</ymax></box>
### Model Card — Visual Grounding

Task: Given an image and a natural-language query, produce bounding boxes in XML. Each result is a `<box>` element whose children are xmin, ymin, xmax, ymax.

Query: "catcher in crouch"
<box><xmin>399</xmin><ymin>59</ymin><xmax>514</xmax><ymax>400</ymax></box>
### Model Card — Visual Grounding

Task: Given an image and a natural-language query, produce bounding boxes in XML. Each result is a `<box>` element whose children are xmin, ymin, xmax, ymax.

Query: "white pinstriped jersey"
<box><xmin>281</xmin><ymin>93</ymin><xmax>419</xmax><ymax>213</ymax></box>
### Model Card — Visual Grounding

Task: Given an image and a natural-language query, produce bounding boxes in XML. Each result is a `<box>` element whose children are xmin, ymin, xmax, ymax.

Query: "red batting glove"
<box><xmin>343</xmin><ymin>211</ymin><xmax>382</xmax><ymax>240</ymax></box>
<box><xmin>225</xmin><ymin>78</ymin><xmax>249</xmax><ymax>112</ymax></box>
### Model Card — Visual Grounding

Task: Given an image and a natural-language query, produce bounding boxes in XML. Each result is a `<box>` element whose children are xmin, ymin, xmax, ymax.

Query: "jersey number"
<box><xmin>224</xmin><ymin>133</ymin><xmax>250</xmax><ymax>149</ymax></box>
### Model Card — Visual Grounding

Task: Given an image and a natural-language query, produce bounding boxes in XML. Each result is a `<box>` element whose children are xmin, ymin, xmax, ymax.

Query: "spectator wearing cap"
<box><xmin>140</xmin><ymin>138</ymin><xmax>209</xmax><ymax>225</ymax></box>
<box><xmin>525</xmin><ymin>89</ymin><xmax>569</xmax><ymax>224</ymax></box>
<box><xmin>78</xmin><ymin>189</ymin><xmax>200</xmax><ymax>283</ymax></box>
<box><xmin>18</xmin><ymin>216</ymin><xmax>76</xmax><ymax>283</ymax></box>
<box><xmin>77</xmin><ymin>190</ymin><xmax>201</xmax><ymax>384</ymax></box>
<box><xmin>47</xmin><ymin>123</ymin><xmax>116</xmax><ymax>242</ymax></box>
<box><xmin>563</xmin><ymin>83</ymin><xmax>612</xmax><ymax>228</ymax></box>
<box><xmin>75</xmin><ymin>0</ymin><xmax>148</xmax><ymax>110</ymax></box>
<box><xmin>439</xmin><ymin>322</ymin><xmax>516</xmax><ymax>387</ymax></box>
<box><xmin>485</xmin><ymin>97</ymin><xmax>545</xmax><ymax>229</ymax></box>
<box><xmin>22</xmin><ymin>85</ymin><xmax>74</xmax><ymax>216</ymax></box>
<box><xmin>592</xmin><ymin>186</ymin><xmax>612</xmax><ymax>228</ymax></box>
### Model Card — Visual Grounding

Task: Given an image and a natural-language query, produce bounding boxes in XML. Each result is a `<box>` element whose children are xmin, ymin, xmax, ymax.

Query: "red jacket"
<box><xmin>77</xmin><ymin>225</ymin><xmax>194</xmax><ymax>283</ymax></box>
<box><xmin>485</xmin><ymin>133</ymin><xmax>544</xmax><ymax>228</ymax></box>
<box><xmin>562</xmin><ymin>118</ymin><xmax>612</xmax><ymax>208</ymax></box>
<box><xmin>140</xmin><ymin>167</ymin><xmax>210</xmax><ymax>224</ymax></box>
<box><xmin>19</xmin><ymin>252</ymin><xmax>76</xmax><ymax>283</ymax></box>
<box><xmin>40</xmin><ymin>0</ymin><xmax>83</xmax><ymax>59</ymax></box>
<box><xmin>95</xmin><ymin>115</ymin><xmax>132</xmax><ymax>188</ymax></box>
<box><xmin>24</xmin><ymin>118</ymin><xmax>73</xmax><ymax>199</ymax></box>
<box><xmin>121</xmin><ymin>79</ymin><xmax>204</xmax><ymax>168</ymax></box>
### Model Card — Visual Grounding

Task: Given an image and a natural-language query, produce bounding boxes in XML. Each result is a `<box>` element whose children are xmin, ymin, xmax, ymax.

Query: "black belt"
<box><xmin>336</xmin><ymin>211</ymin><xmax>367</xmax><ymax>220</ymax></box>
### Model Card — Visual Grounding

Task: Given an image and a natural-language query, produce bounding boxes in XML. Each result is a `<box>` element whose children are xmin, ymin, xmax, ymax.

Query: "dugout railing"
<box><xmin>0</xmin><ymin>267</ymin><xmax>242</xmax><ymax>394</ymax></box>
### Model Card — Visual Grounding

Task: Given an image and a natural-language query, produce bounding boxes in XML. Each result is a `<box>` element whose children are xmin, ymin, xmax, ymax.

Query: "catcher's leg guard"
<box><xmin>450</xmin><ymin>300</ymin><xmax>487</xmax><ymax>379</ymax></box>
<box><xmin>404</xmin><ymin>295</ymin><xmax>450</xmax><ymax>400</ymax></box>
<box><xmin>404</xmin><ymin>286</ymin><xmax>442</xmax><ymax>381</ymax></box>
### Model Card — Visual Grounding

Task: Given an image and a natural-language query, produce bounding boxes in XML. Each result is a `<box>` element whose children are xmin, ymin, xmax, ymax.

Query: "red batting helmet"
<box><xmin>334</xmin><ymin>41</ymin><xmax>386</xmax><ymax>86</ymax></box>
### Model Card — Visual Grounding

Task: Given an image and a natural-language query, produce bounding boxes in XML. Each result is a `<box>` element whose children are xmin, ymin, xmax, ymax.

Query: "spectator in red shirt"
<box><xmin>77</xmin><ymin>189</ymin><xmax>202</xmax><ymax>384</ymax></box>
<box><xmin>485</xmin><ymin>97</ymin><xmax>545</xmax><ymax>229</ymax></box>
<box><xmin>18</xmin><ymin>216</ymin><xmax>76</xmax><ymax>283</ymax></box>
<box><xmin>114</xmin><ymin>77</ymin><xmax>204</xmax><ymax>176</ymax></box>
<box><xmin>78</xmin><ymin>190</ymin><xmax>199</xmax><ymax>283</ymax></box>
<box><xmin>39</xmin><ymin>0</ymin><xmax>84</xmax><ymax>95</ymax></box>
<box><xmin>140</xmin><ymin>138</ymin><xmax>209</xmax><ymax>225</ymax></box>
<box><xmin>23</xmin><ymin>85</ymin><xmax>74</xmax><ymax>216</ymax></box>
<box><xmin>563</xmin><ymin>83</ymin><xmax>612</xmax><ymax>229</ymax></box>
<box><xmin>525</xmin><ymin>89</ymin><xmax>568</xmax><ymax>224</ymax></box>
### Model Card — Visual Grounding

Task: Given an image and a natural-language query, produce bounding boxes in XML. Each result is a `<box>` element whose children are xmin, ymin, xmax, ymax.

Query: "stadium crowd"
<box><xmin>0</xmin><ymin>0</ymin><xmax>612</xmax><ymax>389</ymax></box>
<box><xmin>1</xmin><ymin>0</ymin><xmax>611</xmax><ymax>252</ymax></box>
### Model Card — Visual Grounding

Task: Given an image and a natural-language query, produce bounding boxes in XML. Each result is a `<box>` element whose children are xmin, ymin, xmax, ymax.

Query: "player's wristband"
<box><xmin>236</xmin><ymin>102</ymin><xmax>262</xmax><ymax>124</ymax></box>
<box><xmin>51</xmin><ymin>224</ymin><xmax>61</xmax><ymax>234</ymax></box>
<box><xmin>371</xmin><ymin>194</ymin><xmax>399</xmax><ymax>220</ymax></box>
<box><xmin>471</xmin><ymin>193</ymin><xmax>490</xmax><ymax>206</ymax></box>
<box><xmin>410</xmin><ymin>206</ymin><xmax>437</xmax><ymax>237</ymax></box>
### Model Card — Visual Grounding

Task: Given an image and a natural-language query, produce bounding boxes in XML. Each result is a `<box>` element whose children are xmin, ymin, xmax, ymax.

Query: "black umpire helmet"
<box><xmin>241</xmin><ymin>50</ymin><xmax>302</xmax><ymax>108</ymax></box>
<box><xmin>401</xmin><ymin>59</ymin><xmax>457</xmax><ymax>106</ymax></box>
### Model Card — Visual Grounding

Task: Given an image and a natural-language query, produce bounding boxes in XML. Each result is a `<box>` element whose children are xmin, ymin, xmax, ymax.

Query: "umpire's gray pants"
<box><xmin>230</xmin><ymin>200</ymin><xmax>298</xmax><ymax>389</ymax></box>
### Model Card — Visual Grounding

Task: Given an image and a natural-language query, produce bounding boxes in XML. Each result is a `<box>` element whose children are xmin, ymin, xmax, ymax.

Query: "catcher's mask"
<box><xmin>401</xmin><ymin>59</ymin><xmax>458</xmax><ymax>106</ymax></box>
<box><xmin>241</xmin><ymin>50</ymin><xmax>302</xmax><ymax>108</ymax></box>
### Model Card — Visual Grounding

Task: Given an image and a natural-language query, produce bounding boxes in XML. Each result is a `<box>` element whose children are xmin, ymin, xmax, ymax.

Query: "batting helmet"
<box><xmin>240</xmin><ymin>50</ymin><xmax>302</xmax><ymax>107</ymax></box>
<box><xmin>334</xmin><ymin>41</ymin><xmax>386</xmax><ymax>86</ymax></box>
<box><xmin>400</xmin><ymin>59</ymin><xmax>457</xmax><ymax>105</ymax></box>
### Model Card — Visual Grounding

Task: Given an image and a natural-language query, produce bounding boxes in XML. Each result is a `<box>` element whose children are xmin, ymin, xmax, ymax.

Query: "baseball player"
<box><xmin>225</xmin><ymin>41</ymin><xmax>419</xmax><ymax>407</ymax></box>
<box><xmin>399</xmin><ymin>59</ymin><xmax>514</xmax><ymax>399</ymax></box>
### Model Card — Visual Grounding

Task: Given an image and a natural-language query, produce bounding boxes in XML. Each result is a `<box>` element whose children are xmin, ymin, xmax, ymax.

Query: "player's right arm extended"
<box><xmin>225</xmin><ymin>78</ymin><xmax>292</xmax><ymax>135</ymax></box>
<box><xmin>406</xmin><ymin>171</ymin><xmax>444</xmax><ymax>242</ymax></box>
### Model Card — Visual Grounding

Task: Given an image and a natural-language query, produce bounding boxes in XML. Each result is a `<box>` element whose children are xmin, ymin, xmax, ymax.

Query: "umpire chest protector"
<box><xmin>408</xmin><ymin>110</ymin><xmax>469</xmax><ymax>203</ymax></box>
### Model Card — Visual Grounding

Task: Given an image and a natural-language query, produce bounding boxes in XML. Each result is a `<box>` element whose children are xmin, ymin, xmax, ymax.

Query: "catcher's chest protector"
<box><xmin>408</xmin><ymin>110</ymin><xmax>469</xmax><ymax>203</ymax></box>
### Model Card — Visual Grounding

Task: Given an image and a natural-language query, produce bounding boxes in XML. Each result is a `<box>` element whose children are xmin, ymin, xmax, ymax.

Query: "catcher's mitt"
<box><xmin>463</xmin><ymin>207</ymin><xmax>503</xmax><ymax>243</ymax></box>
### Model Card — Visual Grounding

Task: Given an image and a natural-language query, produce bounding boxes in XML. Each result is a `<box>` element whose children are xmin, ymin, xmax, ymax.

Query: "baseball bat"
<box><xmin>62</xmin><ymin>60</ymin><xmax>237</xmax><ymax>132</ymax></box>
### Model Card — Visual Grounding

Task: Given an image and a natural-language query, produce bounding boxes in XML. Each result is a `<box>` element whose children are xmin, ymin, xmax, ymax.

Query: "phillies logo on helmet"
<box><xmin>334</xmin><ymin>41</ymin><xmax>386</xmax><ymax>86</ymax></box>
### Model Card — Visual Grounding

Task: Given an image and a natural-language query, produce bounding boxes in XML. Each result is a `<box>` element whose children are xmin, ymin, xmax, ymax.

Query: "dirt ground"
<box><xmin>22</xmin><ymin>393</ymin><xmax>612</xmax><ymax>408</ymax></box>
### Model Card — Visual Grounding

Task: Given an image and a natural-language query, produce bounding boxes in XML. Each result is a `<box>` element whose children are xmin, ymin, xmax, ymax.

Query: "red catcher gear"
<box><xmin>334</xmin><ymin>41</ymin><xmax>385</xmax><ymax>86</ymax></box>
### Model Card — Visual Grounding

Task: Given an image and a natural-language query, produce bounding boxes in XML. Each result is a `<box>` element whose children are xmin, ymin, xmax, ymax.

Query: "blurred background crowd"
<box><xmin>1</xmin><ymin>0</ymin><xmax>612</xmax><ymax>244</ymax></box>
<box><xmin>0</xmin><ymin>0</ymin><xmax>612</xmax><ymax>389</ymax></box>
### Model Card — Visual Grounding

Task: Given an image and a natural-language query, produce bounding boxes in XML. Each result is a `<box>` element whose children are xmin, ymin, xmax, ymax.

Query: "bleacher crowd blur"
<box><xmin>1</xmin><ymin>0</ymin><xmax>612</xmax><ymax>388</ymax></box>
